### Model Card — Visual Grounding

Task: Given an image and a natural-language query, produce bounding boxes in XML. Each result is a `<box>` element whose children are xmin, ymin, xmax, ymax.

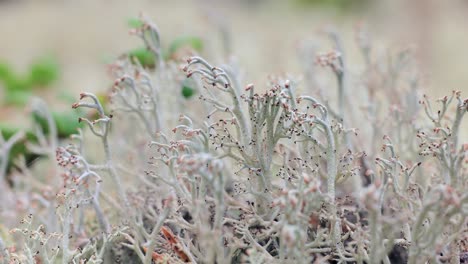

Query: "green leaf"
<box><xmin>0</xmin><ymin>124</ymin><xmax>40</xmax><ymax>174</ymax></box>
<box><xmin>28</xmin><ymin>55</ymin><xmax>60</xmax><ymax>87</ymax></box>
<box><xmin>181</xmin><ymin>86</ymin><xmax>195</xmax><ymax>99</ymax></box>
<box><xmin>5</xmin><ymin>78</ymin><xmax>31</xmax><ymax>92</ymax></box>
<box><xmin>4</xmin><ymin>90</ymin><xmax>31</xmax><ymax>106</ymax></box>
<box><xmin>0</xmin><ymin>62</ymin><xmax>31</xmax><ymax>92</ymax></box>
<box><xmin>295</xmin><ymin>0</ymin><xmax>370</xmax><ymax>12</ymax></box>
<box><xmin>128</xmin><ymin>47</ymin><xmax>156</xmax><ymax>68</ymax></box>
<box><xmin>181</xmin><ymin>79</ymin><xmax>196</xmax><ymax>99</ymax></box>
<box><xmin>168</xmin><ymin>36</ymin><xmax>203</xmax><ymax>57</ymax></box>
<box><xmin>54</xmin><ymin>111</ymin><xmax>84</xmax><ymax>138</ymax></box>
<box><xmin>32</xmin><ymin>110</ymin><xmax>84</xmax><ymax>138</ymax></box>
<box><xmin>127</xmin><ymin>17</ymin><xmax>144</xmax><ymax>29</ymax></box>
<box><xmin>0</xmin><ymin>62</ymin><xmax>13</xmax><ymax>80</ymax></box>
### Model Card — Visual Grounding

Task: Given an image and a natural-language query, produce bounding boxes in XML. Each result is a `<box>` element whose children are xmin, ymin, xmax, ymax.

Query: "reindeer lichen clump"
<box><xmin>0</xmin><ymin>15</ymin><xmax>466</xmax><ymax>264</ymax></box>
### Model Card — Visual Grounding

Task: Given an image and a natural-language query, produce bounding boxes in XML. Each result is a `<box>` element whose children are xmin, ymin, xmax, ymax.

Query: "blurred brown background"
<box><xmin>0</xmin><ymin>0</ymin><xmax>467</xmax><ymax>137</ymax></box>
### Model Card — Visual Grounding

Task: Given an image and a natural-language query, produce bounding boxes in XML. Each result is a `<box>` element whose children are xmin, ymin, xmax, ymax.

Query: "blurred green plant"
<box><xmin>127</xmin><ymin>17</ymin><xmax>203</xmax><ymax>68</ymax></box>
<box><xmin>0</xmin><ymin>107</ymin><xmax>83</xmax><ymax>176</ymax></box>
<box><xmin>0</xmin><ymin>124</ymin><xmax>40</xmax><ymax>175</ymax></box>
<box><xmin>128</xmin><ymin>47</ymin><xmax>156</xmax><ymax>68</ymax></box>
<box><xmin>4</xmin><ymin>90</ymin><xmax>31</xmax><ymax>106</ymax></box>
<box><xmin>32</xmin><ymin>110</ymin><xmax>84</xmax><ymax>139</ymax></box>
<box><xmin>127</xmin><ymin>35</ymin><xmax>204</xmax><ymax>69</ymax></box>
<box><xmin>0</xmin><ymin>55</ymin><xmax>60</xmax><ymax>106</ymax></box>
<box><xmin>181</xmin><ymin>85</ymin><xmax>195</xmax><ymax>99</ymax></box>
<box><xmin>127</xmin><ymin>17</ymin><xmax>145</xmax><ymax>29</ymax></box>
<box><xmin>28</xmin><ymin>55</ymin><xmax>60</xmax><ymax>87</ymax></box>
<box><xmin>0</xmin><ymin>62</ymin><xmax>30</xmax><ymax>91</ymax></box>
<box><xmin>167</xmin><ymin>35</ymin><xmax>203</xmax><ymax>58</ymax></box>
<box><xmin>296</xmin><ymin>0</ymin><xmax>371</xmax><ymax>12</ymax></box>
<box><xmin>127</xmin><ymin>17</ymin><xmax>203</xmax><ymax>100</ymax></box>
<box><xmin>181</xmin><ymin>78</ymin><xmax>196</xmax><ymax>99</ymax></box>
<box><xmin>0</xmin><ymin>55</ymin><xmax>67</xmax><ymax>177</ymax></box>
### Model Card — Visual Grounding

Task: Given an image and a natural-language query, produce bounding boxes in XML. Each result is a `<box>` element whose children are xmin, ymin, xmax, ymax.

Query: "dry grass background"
<box><xmin>0</xmin><ymin>0</ymin><xmax>467</xmax><ymax>137</ymax></box>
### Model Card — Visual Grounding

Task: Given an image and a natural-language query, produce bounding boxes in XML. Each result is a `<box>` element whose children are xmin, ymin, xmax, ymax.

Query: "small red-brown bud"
<box><xmin>245</xmin><ymin>83</ymin><xmax>254</xmax><ymax>91</ymax></box>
